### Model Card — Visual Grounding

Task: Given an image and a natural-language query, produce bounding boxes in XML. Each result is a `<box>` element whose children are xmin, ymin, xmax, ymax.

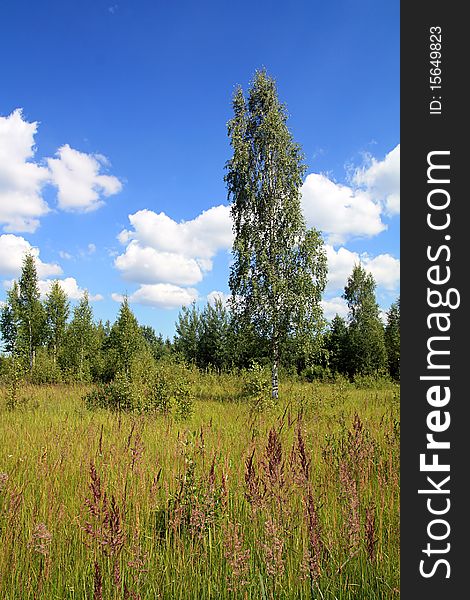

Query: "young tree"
<box><xmin>225</xmin><ymin>69</ymin><xmax>327</xmax><ymax>397</ymax></box>
<box><xmin>198</xmin><ymin>298</ymin><xmax>230</xmax><ymax>371</ymax></box>
<box><xmin>385</xmin><ymin>298</ymin><xmax>400</xmax><ymax>380</ymax></box>
<box><xmin>17</xmin><ymin>253</ymin><xmax>45</xmax><ymax>373</ymax></box>
<box><xmin>343</xmin><ymin>264</ymin><xmax>387</xmax><ymax>377</ymax></box>
<box><xmin>108</xmin><ymin>297</ymin><xmax>144</xmax><ymax>377</ymax></box>
<box><xmin>44</xmin><ymin>280</ymin><xmax>70</xmax><ymax>365</ymax></box>
<box><xmin>324</xmin><ymin>314</ymin><xmax>349</xmax><ymax>375</ymax></box>
<box><xmin>63</xmin><ymin>291</ymin><xmax>96</xmax><ymax>381</ymax></box>
<box><xmin>0</xmin><ymin>281</ymin><xmax>21</xmax><ymax>355</ymax></box>
<box><xmin>174</xmin><ymin>303</ymin><xmax>200</xmax><ymax>364</ymax></box>
<box><xmin>140</xmin><ymin>325</ymin><xmax>167</xmax><ymax>361</ymax></box>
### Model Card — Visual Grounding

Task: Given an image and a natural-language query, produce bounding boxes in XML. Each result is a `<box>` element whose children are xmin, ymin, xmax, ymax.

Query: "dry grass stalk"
<box><xmin>28</xmin><ymin>522</ymin><xmax>52</xmax><ymax>557</ymax></box>
<box><xmin>0</xmin><ymin>472</ymin><xmax>8</xmax><ymax>491</ymax></box>
<box><xmin>244</xmin><ymin>448</ymin><xmax>265</xmax><ymax>509</ymax></box>
<box><xmin>365</xmin><ymin>503</ymin><xmax>377</xmax><ymax>561</ymax></box>
<box><xmin>262</xmin><ymin>515</ymin><xmax>285</xmax><ymax>578</ymax></box>
<box><xmin>262</xmin><ymin>428</ymin><xmax>285</xmax><ymax>497</ymax></box>
<box><xmin>339</xmin><ymin>461</ymin><xmax>360</xmax><ymax>554</ymax></box>
<box><xmin>223</xmin><ymin>521</ymin><xmax>250</xmax><ymax>591</ymax></box>
<box><xmin>93</xmin><ymin>561</ymin><xmax>103</xmax><ymax>600</ymax></box>
<box><xmin>295</xmin><ymin>426</ymin><xmax>324</xmax><ymax>582</ymax></box>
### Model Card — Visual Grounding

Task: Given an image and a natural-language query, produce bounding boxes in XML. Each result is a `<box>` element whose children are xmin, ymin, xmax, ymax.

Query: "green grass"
<box><xmin>0</xmin><ymin>376</ymin><xmax>399</xmax><ymax>599</ymax></box>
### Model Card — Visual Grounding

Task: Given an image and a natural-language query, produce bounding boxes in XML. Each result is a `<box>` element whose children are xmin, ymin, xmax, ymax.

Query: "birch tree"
<box><xmin>225</xmin><ymin>70</ymin><xmax>327</xmax><ymax>398</ymax></box>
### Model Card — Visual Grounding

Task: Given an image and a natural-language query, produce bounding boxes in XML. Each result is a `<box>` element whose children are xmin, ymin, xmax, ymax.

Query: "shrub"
<box><xmin>353</xmin><ymin>370</ymin><xmax>390</xmax><ymax>390</ymax></box>
<box><xmin>84</xmin><ymin>359</ymin><xmax>195</xmax><ymax>419</ymax></box>
<box><xmin>301</xmin><ymin>364</ymin><xmax>332</xmax><ymax>383</ymax></box>
<box><xmin>242</xmin><ymin>362</ymin><xmax>273</xmax><ymax>413</ymax></box>
<box><xmin>84</xmin><ymin>371</ymin><xmax>135</xmax><ymax>412</ymax></box>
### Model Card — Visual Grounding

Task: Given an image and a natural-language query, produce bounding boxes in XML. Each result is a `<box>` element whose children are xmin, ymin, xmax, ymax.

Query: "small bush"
<box><xmin>353</xmin><ymin>370</ymin><xmax>390</xmax><ymax>390</ymax></box>
<box><xmin>302</xmin><ymin>364</ymin><xmax>332</xmax><ymax>382</ymax></box>
<box><xmin>242</xmin><ymin>362</ymin><xmax>273</xmax><ymax>413</ymax></box>
<box><xmin>84</xmin><ymin>371</ymin><xmax>135</xmax><ymax>412</ymax></box>
<box><xmin>84</xmin><ymin>359</ymin><xmax>194</xmax><ymax>419</ymax></box>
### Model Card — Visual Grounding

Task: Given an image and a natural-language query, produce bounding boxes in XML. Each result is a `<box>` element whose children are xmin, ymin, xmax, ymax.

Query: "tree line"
<box><xmin>0</xmin><ymin>252</ymin><xmax>399</xmax><ymax>384</ymax></box>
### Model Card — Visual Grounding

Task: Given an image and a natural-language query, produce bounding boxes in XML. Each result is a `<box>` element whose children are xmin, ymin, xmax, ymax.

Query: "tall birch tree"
<box><xmin>225</xmin><ymin>70</ymin><xmax>327</xmax><ymax>398</ymax></box>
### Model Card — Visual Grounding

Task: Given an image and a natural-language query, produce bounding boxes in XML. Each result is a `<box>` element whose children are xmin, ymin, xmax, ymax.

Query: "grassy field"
<box><xmin>0</xmin><ymin>376</ymin><xmax>399</xmax><ymax>599</ymax></box>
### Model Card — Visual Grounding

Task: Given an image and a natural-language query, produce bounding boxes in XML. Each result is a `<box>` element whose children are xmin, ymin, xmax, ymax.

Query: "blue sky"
<box><xmin>0</xmin><ymin>0</ymin><xmax>399</xmax><ymax>339</ymax></box>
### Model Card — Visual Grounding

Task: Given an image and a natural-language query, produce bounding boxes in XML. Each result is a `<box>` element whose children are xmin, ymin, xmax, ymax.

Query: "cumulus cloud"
<box><xmin>321</xmin><ymin>296</ymin><xmax>349</xmax><ymax>321</ymax></box>
<box><xmin>0</xmin><ymin>234</ymin><xmax>62</xmax><ymax>278</ymax></box>
<box><xmin>0</xmin><ymin>109</ymin><xmax>122</xmax><ymax>233</ymax></box>
<box><xmin>301</xmin><ymin>145</ymin><xmax>400</xmax><ymax>244</ymax></box>
<box><xmin>38</xmin><ymin>277</ymin><xmax>103</xmax><ymax>301</ymax></box>
<box><xmin>48</xmin><ymin>144</ymin><xmax>122</xmax><ymax>212</ymax></box>
<box><xmin>325</xmin><ymin>244</ymin><xmax>400</xmax><ymax>294</ymax></box>
<box><xmin>115</xmin><ymin>205</ymin><xmax>232</xmax><ymax>288</ymax></box>
<box><xmin>0</xmin><ymin>109</ymin><xmax>50</xmax><ymax>232</ymax></box>
<box><xmin>301</xmin><ymin>174</ymin><xmax>386</xmax><ymax>245</ymax></box>
<box><xmin>118</xmin><ymin>205</ymin><xmax>232</xmax><ymax>259</ymax></box>
<box><xmin>113</xmin><ymin>284</ymin><xmax>198</xmax><ymax>310</ymax></box>
<box><xmin>115</xmin><ymin>242</ymin><xmax>203</xmax><ymax>286</ymax></box>
<box><xmin>353</xmin><ymin>145</ymin><xmax>400</xmax><ymax>216</ymax></box>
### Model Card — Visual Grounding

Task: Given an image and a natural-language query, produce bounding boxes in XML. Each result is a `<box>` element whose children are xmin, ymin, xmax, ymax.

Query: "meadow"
<box><xmin>0</xmin><ymin>374</ymin><xmax>399</xmax><ymax>599</ymax></box>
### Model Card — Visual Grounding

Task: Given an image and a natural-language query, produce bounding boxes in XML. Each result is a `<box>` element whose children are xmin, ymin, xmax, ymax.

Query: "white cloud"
<box><xmin>364</xmin><ymin>253</ymin><xmax>400</xmax><ymax>291</ymax></box>
<box><xmin>321</xmin><ymin>296</ymin><xmax>349</xmax><ymax>321</ymax></box>
<box><xmin>115</xmin><ymin>242</ymin><xmax>203</xmax><ymax>286</ymax></box>
<box><xmin>0</xmin><ymin>109</ymin><xmax>123</xmax><ymax>232</ymax></box>
<box><xmin>38</xmin><ymin>277</ymin><xmax>103</xmax><ymax>301</ymax></box>
<box><xmin>111</xmin><ymin>293</ymin><xmax>125</xmax><ymax>303</ymax></box>
<box><xmin>353</xmin><ymin>145</ymin><xmax>400</xmax><ymax>216</ymax></box>
<box><xmin>119</xmin><ymin>205</ymin><xmax>232</xmax><ymax>259</ymax></box>
<box><xmin>115</xmin><ymin>205</ymin><xmax>232</xmax><ymax>289</ymax></box>
<box><xmin>0</xmin><ymin>234</ymin><xmax>62</xmax><ymax>278</ymax></box>
<box><xmin>325</xmin><ymin>244</ymin><xmax>400</xmax><ymax>294</ymax></box>
<box><xmin>301</xmin><ymin>145</ymin><xmax>400</xmax><ymax>245</ymax></box>
<box><xmin>0</xmin><ymin>109</ymin><xmax>50</xmax><ymax>232</ymax></box>
<box><xmin>301</xmin><ymin>173</ymin><xmax>386</xmax><ymax>245</ymax></box>
<box><xmin>48</xmin><ymin>144</ymin><xmax>122</xmax><ymax>212</ymax></box>
<box><xmin>59</xmin><ymin>250</ymin><xmax>72</xmax><ymax>260</ymax></box>
<box><xmin>113</xmin><ymin>284</ymin><xmax>198</xmax><ymax>310</ymax></box>
<box><xmin>87</xmin><ymin>243</ymin><xmax>96</xmax><ymax>254</ymax></box>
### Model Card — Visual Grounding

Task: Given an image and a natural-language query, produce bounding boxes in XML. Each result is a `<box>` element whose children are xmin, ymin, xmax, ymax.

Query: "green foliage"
<box><xmin>302</xmin><ymin>363</ymin><xmax>332</xmax><ymax>382</ymax></box>
<box><xmin>198</xmin><ymin>299</ymin><xmax>230</xmax><ymax>371</ymax></box>
<box><xmin>44</xmin><ymin>280</ymin><xmax>70</xmax><ymax>365</ymax></box>
<box><xmin>353</xmin><ymin>371</ymin><xmax>391</xmax><ymax>390</ymax></box>
<box><xmin>17</xmin><ymin>253</ymin><xmax>46</xmax><ymax>372</ymax></box>
<box><xmin>140</xmin><ymin>324</ymin><xmax>169</xmax><ymax>360</ymax></box>
<box><xmin>4</xmin><ymin>357</ymin><xmax>25</xmax><ymax>410</ymax></box>
<box><xmin>85</xmin><ymin>371</ymin><xmax>135</xmax><ymax>412</ymax></box>
<box><xmin>226</xmin><ymin>69</ymin><xmax>327</xmax><ymax>398</ymax></box>
<box><xmin>61</xmin><ymin>292</ymin><xmax>96</xmax><ymax>382</ymax></box>
<box><xmin>174</xmin><ymin>302</ymin><xmax>200</xmax><ymax>365</ymax></box>
<box><xmin>107</xmin><ymin>297</ymin><xmax>144</xmax><ymax>377</ymax></box>
<box><xmin>242</xmin><ymin>361</ymin><xmax>273</xmax><ymax>413</ymax></box>
<box><xmin>0</xmin><ymin>282</ymin><xmax>21</xmax><ymax>355</ymax></box>
<box><xmin>385</xmin><ymin>298</ymin><xmax>400</xmax><ymax>380</ymax></box>
<box><xmin>30</xmin><ymin>347</ymin><xmax>63</xmax><ymax>384</ymax></box>
<box><xmin>85</xmin><ymin>356</ymin><xmax>194</xmax><ymax>419</ymax></box>
<box><xmin>342</xmin><ymin>265</ymin><xmax>388</xmax><ymax>377</ymax></box>
<box><xmin>324</xmin><ymin>315</ymin><xmax>349</xmax><ymax>375</ymax></box>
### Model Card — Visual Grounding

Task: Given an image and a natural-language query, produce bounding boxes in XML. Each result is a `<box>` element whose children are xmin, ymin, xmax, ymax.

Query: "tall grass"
<box><xmin>0</xmin><ymin>376</ymin><xmax>399</xmax><ymax>599</ymax></box>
